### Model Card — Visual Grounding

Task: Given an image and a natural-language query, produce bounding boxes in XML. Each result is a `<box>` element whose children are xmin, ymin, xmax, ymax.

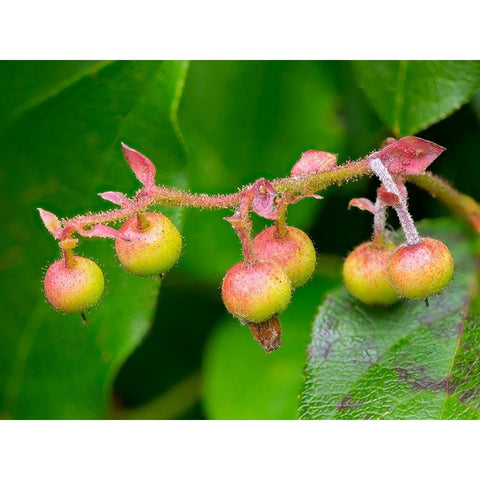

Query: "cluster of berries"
<box><xmin>44</xmin><ymin>212</ymin><xmax>182</xmax><ymax>315</ymax></box>
<box><xmin>222</xmin><ymin>225</ymin><xmax>316</xmax><ymax>324</ymax></box>
<box><xmin>343</xmin><ymin>150</ymin><xmax>455</xmax><ymax>305</ymax></box>
<box><xmin>39</xmin><ymin>137</ymin><xmax>458</xmax><ymax>351</ymax></box>
<box><xmin>343</xmin><ymin>237</ymin><xmax>454</xmax><ymax>305</ymax></box>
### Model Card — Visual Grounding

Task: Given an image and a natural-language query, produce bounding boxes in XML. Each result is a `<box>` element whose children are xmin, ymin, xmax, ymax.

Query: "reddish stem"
<box><xmin>62</xmin><ymin>247</ymin><xmax>77</xmax><ymax>269</ymax></box>
<box><xmin>47</xmin><ymin>155</ymin><xmax>479</xmax><ymax>242</ymax></box>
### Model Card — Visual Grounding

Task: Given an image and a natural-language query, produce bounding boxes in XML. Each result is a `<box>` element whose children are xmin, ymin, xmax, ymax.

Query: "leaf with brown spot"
<box><xmin>300</xmin><ymin>219</ymin><xmax>480</xmax><ymax>419</ymax></box>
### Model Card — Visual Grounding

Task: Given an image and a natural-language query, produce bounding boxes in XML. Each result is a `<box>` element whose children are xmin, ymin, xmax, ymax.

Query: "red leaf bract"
<box><xmin>121</xmin><ymin>143</ymin><xmax>157</xmax><ymax>188</ymax></box>
<box><xmin>372</xmin><ymin>136</ymin><xmax>445</xmax><ymax>174</ymax></box>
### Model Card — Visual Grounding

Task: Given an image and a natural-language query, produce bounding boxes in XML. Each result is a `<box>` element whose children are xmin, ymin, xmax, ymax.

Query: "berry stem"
<box><xmin>233</xmin><ymin>219</ymin><xmax>256</xmax><ymax>267</ymax></box>
<box><xmin>136</xmin><ymin>212</ymin><xmax>150</xmax><ymax>231</ymax></box>
<box><xmin>372</xmin><ymin>196</ymin><xmax>387</xmax><ymax>248</ymax></box>
<box><xmin>274</xmin><ymin>197</ymin><xmax>289</xmax><ymax>238</ymax></box>
<box><xmin>407</xmin><ymin>172</ymin><xmax>480</xmax><ymax>235</ymax></box>
<box><xmin>369</xmin><ymin>157</ymin><xmax>421</xmax><ymax>245</ymax></box>
<box><xmin>226</xmin><ymin>190</ymin><xmax>257</xmax><ymax>267</ymax></box>
<box><xmin>62</xmin><ymin>247</ymin><xmax>77</xmax><ymax>269</ymax></box>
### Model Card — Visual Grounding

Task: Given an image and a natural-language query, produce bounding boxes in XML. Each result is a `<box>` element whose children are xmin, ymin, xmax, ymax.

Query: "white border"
<box><xmin>0</xmin><ymin>420</ymin><xmax>477</xmax><ymax>478</ymax></box>
<box><xmin>0</xmin><ymin>1</ymin><xmax>478</xmax><ymax>59</ymax></box>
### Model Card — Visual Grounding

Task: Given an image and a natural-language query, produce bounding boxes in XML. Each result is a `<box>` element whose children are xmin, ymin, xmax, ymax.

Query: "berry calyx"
<box><xmin>388</xmin><ymin>237</ymin><xmax>454</xmax><ymax>299</ymax></box>
<box><xmin>253</xmin><ymin>226</ymin><xmax>316</xmax><ymax>289</ymax></box>
<box><xmin>115</xmin><ymin>212</ymin><xmax>182</xmax><ymax>276</ymax></box>
<box><xmin>44</xmin><ymin>256</ymin><xmax>105</xmax><ymax>313</ymax></box>
<box><xmin>343</xmin><ymin>241</ymin><xmax>399</xmax><ymax>306</ymax></box>
<box><xmin>221</xmin><ymin>260</ymin><xmax>291</xmax><ymax>323</ymax></box>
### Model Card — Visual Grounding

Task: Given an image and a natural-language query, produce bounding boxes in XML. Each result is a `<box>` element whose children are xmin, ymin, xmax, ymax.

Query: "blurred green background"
<box><xmin>1</xmin><ymin>60</ymin><xmax>479</xmax><ymax>419</ymax></box>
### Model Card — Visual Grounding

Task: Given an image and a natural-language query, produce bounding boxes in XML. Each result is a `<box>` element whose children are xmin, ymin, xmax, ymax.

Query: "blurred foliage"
<box><xmin>204</xmin><ymin>269</ymin><xmax>341</xmax><ymax>419</ymax></box>
<box><xmin>0</xmin><ymin>60</ymin><xmax>479</xmax><ymax>419</ymax></box>
<box><xmin>0</xmin><ymin>61</ymin><xmax>188</xmax><ymax>418</ymax></box>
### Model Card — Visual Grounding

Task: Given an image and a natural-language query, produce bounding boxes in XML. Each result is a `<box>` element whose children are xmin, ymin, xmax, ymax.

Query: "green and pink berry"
<box><xmin>388</xmin><ymin>237</ymin><xmax>454</xmax><ymax>299</ymax></box>
<box><xmin>343</xmin><ymin>241</ymin><xmax>399</xmax><ymax>306</ymax></box>
<box><xmin>222</xmin><ymin>260</ymin><xmax>291</xmax><ymax>323</ymax></box>
<box><xmin>44</xmin><ymin>256</ymin><xmax>104</xmax><ymax>313</ymax></box>
<box><xmin>115</xmin><ymin>212</ymin><xmax>182</xmax><ymax>276</ymax></box>
<box><xmin>253</xmin><ymin>225</ymin><xmax>316</xmax><ymax>289</ymax></box>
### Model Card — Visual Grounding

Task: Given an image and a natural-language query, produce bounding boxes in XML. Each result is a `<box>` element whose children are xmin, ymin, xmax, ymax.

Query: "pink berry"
<box><xmin>221</xmin><ymin>261</ymin><xmax>291</xmax><ymax>323</ymax></box>
<box><xmin>44</xmin><ymin>256</ymin><xmax>105</xmax><ymax>313</ymax></box>
<box><xmin>253</xmin><ymin>226</ymin><xmax>316</xmax><ymax>289</ymax></box>
<box><xmin>388</xmin><ymin>237</ymin><xmax>454</xmax><ymax>299</ymax></box>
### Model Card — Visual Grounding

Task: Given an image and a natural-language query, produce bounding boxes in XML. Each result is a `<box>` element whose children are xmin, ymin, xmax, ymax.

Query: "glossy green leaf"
<box><xmin>353</xmin><ymin>61</ymin><xmax>480</xmax><ymax>136</ymax></box>
<box><xmin>203</xmin><ymin>270</ymin><xmax>341</xmax><ymax>419</ymax></box>
<box><xmin>300</xmin><ymin>219</ymin><xmax>480</xmax><ymax>419</ymax></box>
<box><xmin>0</xmin><ymin>60</ymin><xmax>188</xmax><ymax>418</ymax></box>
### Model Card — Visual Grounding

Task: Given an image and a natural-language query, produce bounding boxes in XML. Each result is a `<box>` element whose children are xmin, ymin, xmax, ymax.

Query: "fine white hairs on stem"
<box><xmin>373</xmin><ymin>196</ymin><xmax>387</xmax><ymax>243</ymax></box>
<box><xmin>369</xmin><ymin>157</ymin><xmax>421</xmax><ymax>245</ymax></box>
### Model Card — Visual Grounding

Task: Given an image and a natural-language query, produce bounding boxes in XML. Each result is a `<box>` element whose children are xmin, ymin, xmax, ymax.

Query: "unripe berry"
<box><xmin>115</xmin><ymin>212</ymin><xmax>182</xmax><ymax>276</ymax></box>
<box><xmin>388</xmin><ymin>237</ymin><xmax>454</xmax><ymax>299</ymax></box>
<box><xmin>253</xmin><ymin>226</ymin><xmax>316</xmax><ymax>289</ymax></box>
<box><xmin>222</xmin><ymin>261</ymin><xmax>291</xmax><ymax>323</ymax></box>
<box><xmin>343</xmin><ymin>242</ymin><xmax>399</xmax><ymax>306</ymax></box>
<box><xmin>44</xmin><ymin>256</ymin><xmax>105</xmax><ymax>313</ymax></box>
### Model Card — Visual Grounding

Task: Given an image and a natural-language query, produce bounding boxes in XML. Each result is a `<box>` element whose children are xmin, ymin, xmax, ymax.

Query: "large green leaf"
<box><xmin>300</xmin><ymin>219</ymin><xmax>480</xmax><ymax>419</ymax></box>
<box><xmin>0</xmin><ymin>60</ymin><xmax>188</xmax><ymax>418</ymax></box>
<box><xmin>353</xmin><ymin>61</ymin><xmax>480</xmax><ymax>137</ymax></box>
<box><xmin>177</xmin><ymin>61</ymin><xmax>347</xmax><ymax>284</ymax></box>
<box><xmin>203</xmin><ymin>268</ymin><xmax>341</xmax><ymax>419</ymax></box>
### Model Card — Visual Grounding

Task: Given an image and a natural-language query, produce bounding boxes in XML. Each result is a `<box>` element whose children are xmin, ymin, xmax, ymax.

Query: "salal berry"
<box><xmin>253</xmin><ymin>226</ymin><xmax>316</xmax><ymax>289</ymax></box>
<box><xmin>388</xmin><ymin>237</ymin><xmax>454</xmax><ymax>299</ymax></box>
<box><xmin>115</xmin><ymin>212</ymin><xmax>182</xmax><ymax>276</ymax></box>
<box><xmin>222</xmin><ymin>261</ymin><xmax>291</xmax><ymax>323</ymax></box>
<box><xmin>44</xmin><ymin>256</ymin><xmax>104</xmax><ymax>313</ymax></box>
<box><xmin>343</xmin><ymin>242</ymin><xmax>399</xmax><ymax>306</ymax></box>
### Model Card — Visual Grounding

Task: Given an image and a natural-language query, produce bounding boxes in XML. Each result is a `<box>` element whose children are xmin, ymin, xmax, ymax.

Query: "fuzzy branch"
<box><xmin>38</xmin><ymin>137</ymin><xmax>480</xmax><ymax>242</ymax></box>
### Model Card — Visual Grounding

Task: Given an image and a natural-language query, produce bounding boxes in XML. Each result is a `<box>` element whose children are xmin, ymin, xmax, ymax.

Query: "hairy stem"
<box><xmin>55</xmin><ymin>155</ymin><xmax>479</xmax><ymax>241</ymax></box>
<box><xmin>372</xmin><ymin>197</ymin><xmax>387</xmax><ymax>248</ymax></box>
<box><xmin>369</xmin><ymin>158</ymin><xmax>421</xmax><ymax>245</ymax></box>
<box><xmin>62</xmin><ymin>247</ymin><xmax>76</xmax><ymax>268</ymax></box>
<box><xmin>60</xmin><ymin>158</ymin><xmax>371</xmax><ymax>239</ymax></box>
<box><xmin>407</xmin><ymin>173</ymin><xmax>480</xmax><ymax>235</ymax></box>
<box><xmin>274</xmin><ymin>198</ymin><xmax>289</xmax><ymax>238</ymax></box>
